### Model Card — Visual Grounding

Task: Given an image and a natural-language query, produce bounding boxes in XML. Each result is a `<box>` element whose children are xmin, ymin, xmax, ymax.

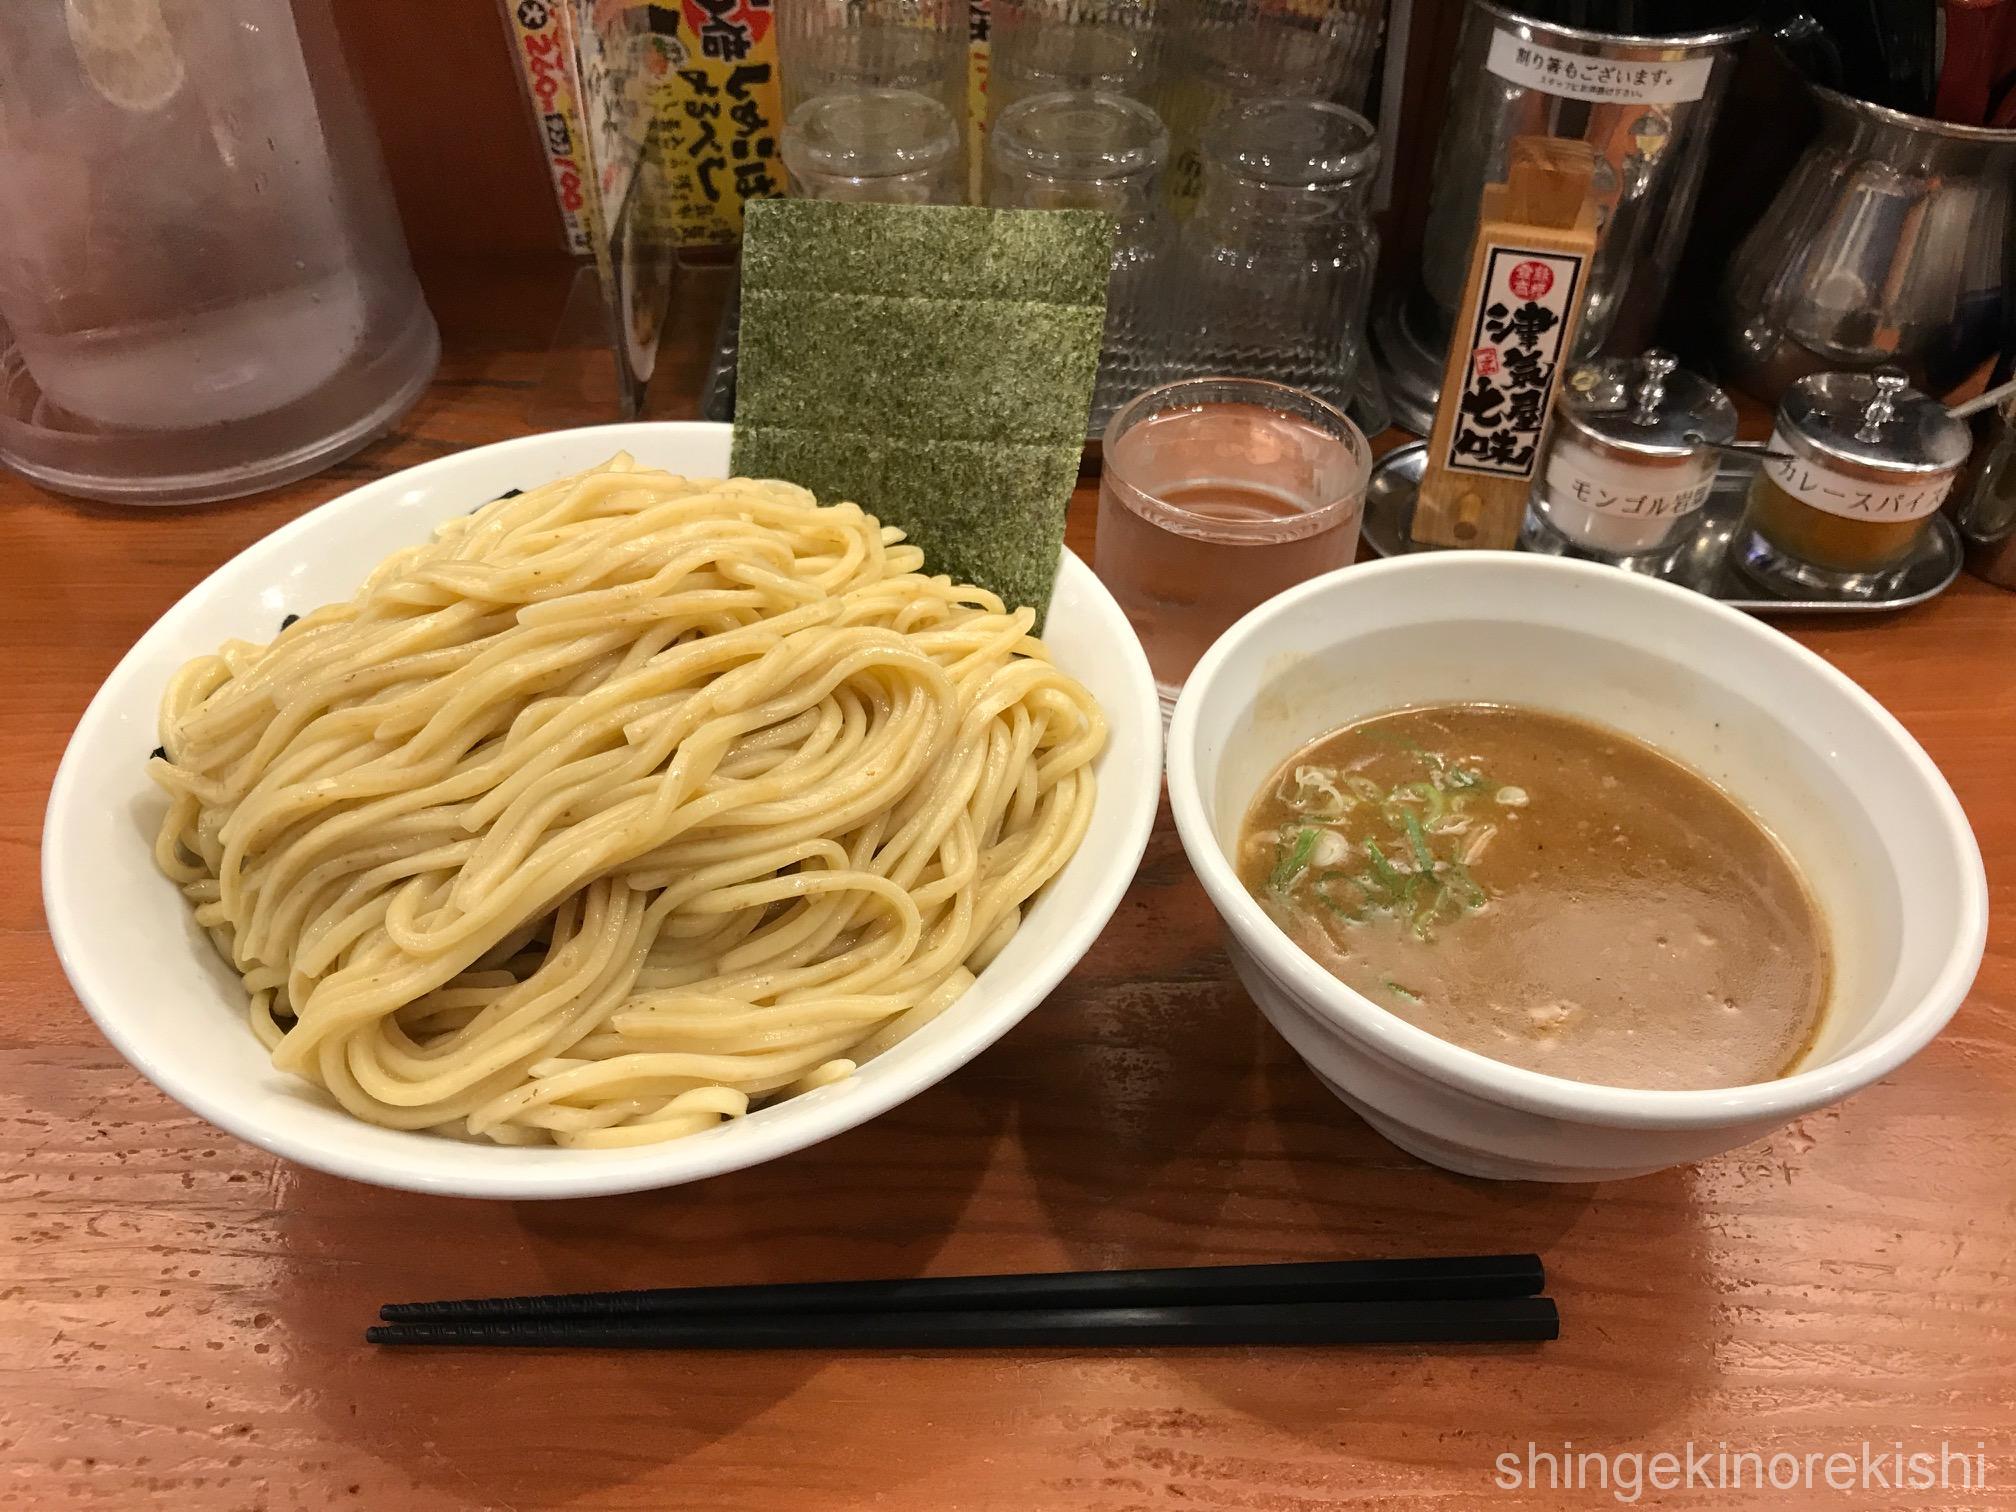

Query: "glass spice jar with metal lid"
<box><xmin>1737</xmin><ymin>368</ymin><xmax>1972</xmax><ymax>597</ymax></box>
<box><xmin>1523</xmin><ymin>350</ymin><xmax>1737</xmax><ymax>567</ymax></box>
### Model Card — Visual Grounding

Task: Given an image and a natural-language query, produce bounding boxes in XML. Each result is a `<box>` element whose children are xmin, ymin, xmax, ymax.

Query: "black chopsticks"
<box><xmin>368</xmin><ymin>1253</ymin><xmax>1556</xmax><ymax>1351</ymax></box>
<box><xmin>368</xmin><ymin>1296</ymin><xmax>1557</xmax><ymax>1350</ymax></box>
<box><xmin>380</xmin><ymin>1252</ymin><xmax>1543</xmax><ymax>1322</ymax></box>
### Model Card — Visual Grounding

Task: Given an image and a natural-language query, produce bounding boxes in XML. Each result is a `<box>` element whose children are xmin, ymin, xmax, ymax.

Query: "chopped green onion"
<box><xmin>1446</xmin><ymin>861</ymin><xmax>1489</xmax><ymax>910</ymax></box>
<box><xmin>1410</xmin><ymin>890</ymin><xmax>1444</xmax><ymax>938</ymax></box>
<box><xmin>1401</xmin><ymin>781</ymin><xmax>1446</xmax><ymax>822</ymax></box>
<box><xmin>1381</xmin><ymin>978</ymin><xmax>1422</xmax><ymax>1002</ymax></box>
<box><xmin>1444</xmin><ymin>766</ymin><xmax>1487</xmax><ymax>791</ymax></box>
<box><xmin>1363</xmin><ymin>838</ymin><xmax>1408</xmax><ymax>901</ymax></box>
<box><xmin>1269</xmin><ymin>827</ymin><xmax>1319</xmax><ymax>893</ymax></box>
<box><xmin>1400</xmin><ymin>809</ymin><xmax>1438</xmax><ymax>873</ymax></box>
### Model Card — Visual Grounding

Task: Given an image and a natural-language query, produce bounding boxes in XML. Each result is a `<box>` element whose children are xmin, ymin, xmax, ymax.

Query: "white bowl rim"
<box><xmin>1167</xmin><ymin>551</ymin><xmax>1989</xmax><ymax>1130</ymax></box>
<box><xmin>43</xmin><ymin>420</ymin><xmax>1163</xmax><ymax>1197</ymax></box>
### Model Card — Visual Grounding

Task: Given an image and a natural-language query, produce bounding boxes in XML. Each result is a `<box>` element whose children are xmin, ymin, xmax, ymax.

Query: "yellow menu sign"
<box><xmin>644</xmin><ymin>0</ymin><xmax>784</xmax><ymax>246</ymax></box>
<box><xmin>505</xmin><ymin>0</ymin><xmax>995</xmax><ymax>252</ymax></box>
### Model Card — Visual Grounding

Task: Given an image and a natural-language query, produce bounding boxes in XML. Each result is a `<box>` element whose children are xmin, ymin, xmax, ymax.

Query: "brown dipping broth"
<box><xmin>1237</xmin><ymin>705</ymin><xmax>1829</xmax><ymax>1091</ymax></box>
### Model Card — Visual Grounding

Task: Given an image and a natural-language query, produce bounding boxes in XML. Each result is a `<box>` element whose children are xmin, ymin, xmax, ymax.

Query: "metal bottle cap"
<box><xmin>1774</xmin><ymin>367</ymin><xmax>1972</xmax><ymax>479</ymax></box>
<box><xmin>1556</xmin><ymin>349</ymin><xmax>1737</xmax><ymax>461</ymax></box>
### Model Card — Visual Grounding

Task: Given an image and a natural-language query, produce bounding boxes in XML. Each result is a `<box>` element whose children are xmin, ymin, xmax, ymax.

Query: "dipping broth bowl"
<box><xmin>1166</xmin><ymin>553</ymin><xmax>1988</xmax><ymax>1182</ymax></box>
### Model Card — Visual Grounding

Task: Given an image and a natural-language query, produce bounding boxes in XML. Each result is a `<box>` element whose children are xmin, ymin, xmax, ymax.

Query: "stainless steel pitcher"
<box><xmin>1371</xmin><ymin>0</ymin><xmax>1748</xmax><ymax>435</ymax></box>
<box><xmin>1720</xmin><ymin>92</ymin><xmax>2016</xmax><ymax>404</ymax></box>
<box><xmin>1956</xmin><ymin>388</ymin><xmax>2016</xmax><ymax>589</ymax></box>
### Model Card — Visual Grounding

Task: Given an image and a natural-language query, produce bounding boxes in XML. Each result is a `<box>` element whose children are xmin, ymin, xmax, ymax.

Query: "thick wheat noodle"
<box><xmin>149</xmin><ymin>457</ymin><xmax>1103</xmax><ymax>1148</ymax></box>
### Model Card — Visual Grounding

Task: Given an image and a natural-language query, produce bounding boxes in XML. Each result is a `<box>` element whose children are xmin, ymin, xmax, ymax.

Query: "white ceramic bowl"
<box><xmin>1168</xmin><ymin>553</ymin><xmax>1987</xmax><ymax>1182</ymax></box>
<box><xmin>44</xmin><ymin>422</ymin><xmax>1162</xmax><ymax>1199</ymax></box>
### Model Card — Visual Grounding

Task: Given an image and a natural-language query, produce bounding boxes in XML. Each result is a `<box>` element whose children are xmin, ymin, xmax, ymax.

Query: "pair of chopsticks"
<box><xmin>367</xmin><ymin>1253</ymin><xmax>1557</xmax><ymax>1350</ymax></box>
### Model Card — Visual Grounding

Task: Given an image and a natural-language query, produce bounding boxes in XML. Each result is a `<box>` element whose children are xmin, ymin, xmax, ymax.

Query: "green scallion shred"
<box><xmin>1314</xmin><ymin>872</ymin><xmax>1366</xmax><ymax>921</ymax></box>
<box><xmin>1363</xmin><ymin>838</ymin><xmax>1408</xmax><ymax>901</ymax></box>
<box><xmin>1381</xmin><ymin>977</ymin><xmax>1422</xmax><ymax>1002</ymax></box>
<box><xmin>1446</xmin><ymin>861</ymin><xmax>1488</xmax><ymax>910</ymax></box>
<box><xmin>1401</xmin><ymin>781</ymin><xmax>1446</xmax><ymax>822</ymax></box>
<box><xmin>1269</xmin><ymin>827</ymin><xmax>1319</xmax><ymax>893</ymax></box>
<box><xmin>1410</xmin><ymin>891</ymin><xmax>1443</xmax><ymax>938</ymax></box>
<box><xmin>1400</xmin><ymin>809</ymin><xmax>1437</xmax><ymax>873</ymax></box>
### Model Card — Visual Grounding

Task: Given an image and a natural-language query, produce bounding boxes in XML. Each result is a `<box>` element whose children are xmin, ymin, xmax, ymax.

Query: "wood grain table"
<box><xmin>4</xmin><ymin>262</ymin><xmax>2012</xmax><ymax>1511</ymax></box>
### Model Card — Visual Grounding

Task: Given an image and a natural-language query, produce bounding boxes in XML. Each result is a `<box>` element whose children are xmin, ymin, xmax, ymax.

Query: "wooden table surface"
<box><xmin>5</xmin><ymin>262</ymin><xmax>2013</xmax><ymax>1511</ymax></box>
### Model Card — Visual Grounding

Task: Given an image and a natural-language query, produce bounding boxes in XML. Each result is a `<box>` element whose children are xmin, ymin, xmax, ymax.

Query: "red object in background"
<box><xmin>683</xmin><ymin>0</ymin><xmax>773</xmax><ymax>45</ymax></box>
<box><xmin>1936</xmin><ymin>0</ymin><xmax>2009</xmax><ymax>124</ymax></box>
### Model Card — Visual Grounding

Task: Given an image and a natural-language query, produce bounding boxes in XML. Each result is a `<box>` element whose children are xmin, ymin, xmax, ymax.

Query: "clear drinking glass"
<box><xmin>0</xmin><ymin>0</ymin><xmax>438</xmax><ymax>504</ymax></box>
<box><xmin>1096</xmin><ymin>377</ymin><xmax>1370</xmax><ymax>712</ymax></box>
<box><xmin>986</xmin><ymin>0</ymin><xmax>1162</xmax><ymax>128</ymax></box>
<box><xmin>1162</xmin><ymin>99</ymin><xmax>1379</xmax><ymax>421</ymax></box>
<box><xmin>782</xmin><ymin>89</ymin><xmax>962</xmax><ymax>203</ymax></box>
<box><xmin>1156</xmin><ymin>0</ymin><xmax>1384</xmax><ymax>203</ymax></box>
<box><xmin>776</xmin><ymin>0</ymin><xmax>967</xmax><ymax>188</ymax></box>
<box><xmin>988</xmin><ymin>91</ymin><xmax>1171</xmax><ymax>433</ymax></box>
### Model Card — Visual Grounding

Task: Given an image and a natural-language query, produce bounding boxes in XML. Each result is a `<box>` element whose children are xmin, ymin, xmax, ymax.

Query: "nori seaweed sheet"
<box><xmin>730</xmin><ymin>200</ymin><xmax>1112</xmax><ymax>621</ymax></box>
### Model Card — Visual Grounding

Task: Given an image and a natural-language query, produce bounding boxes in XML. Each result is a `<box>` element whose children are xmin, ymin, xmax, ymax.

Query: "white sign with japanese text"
<box><xmin>1762</xmin><ymin>433</ymin><xmax>1956</xmax><ymax>521</ymax></box>
<box><xmin>1444</xmin><ymin>245</ymin><xmax>1586</xmax><ymax>480</ymax></box>
<box><xmin>1487</xmin><ymin>31</ymin><xmax>1714</xmax><ymax>104</ymax></box>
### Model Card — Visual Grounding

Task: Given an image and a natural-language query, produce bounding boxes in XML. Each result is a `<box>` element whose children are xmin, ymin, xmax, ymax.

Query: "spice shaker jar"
<box><xmin>1737</xmin><ymin>369</ymin><xmax>1971</xmax><ymax>596</ymax></box>
<box><xmin>1523</xmin><ymin>350</ymin><xmax>1736</xmax><ymax>565</ymax></box>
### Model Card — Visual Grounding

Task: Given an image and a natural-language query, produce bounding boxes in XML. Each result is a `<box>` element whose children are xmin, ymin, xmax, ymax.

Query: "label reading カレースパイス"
<box><xmin>1762</xmin><ymin>431</ymin><xmax>1956</xmax><ymax>521</ymax></box>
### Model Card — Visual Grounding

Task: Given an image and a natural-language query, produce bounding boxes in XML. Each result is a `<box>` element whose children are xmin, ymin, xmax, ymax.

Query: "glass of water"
<box><xmin>1096</xmin><ymin>377</ymin><xmax>1370</xmax><ymax>712</ymax></box>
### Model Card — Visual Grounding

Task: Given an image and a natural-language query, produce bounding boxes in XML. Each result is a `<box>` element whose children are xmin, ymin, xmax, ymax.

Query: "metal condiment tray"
<box><xmin>1363</xmin><ymin>441</ymin><xmax>1963</xmax><ymax>614</ymax></box>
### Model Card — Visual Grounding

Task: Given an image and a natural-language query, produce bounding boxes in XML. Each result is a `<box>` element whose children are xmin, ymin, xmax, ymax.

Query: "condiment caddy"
<box><xmin>1363</xmin><ymin>441</ymin><xmax>1964</xmax><ymax>614</ymax></box>
<box><xmin>1366</xmin><ymin>347</ymin><xmax>1972</xmax><ymax>614</ymax></box>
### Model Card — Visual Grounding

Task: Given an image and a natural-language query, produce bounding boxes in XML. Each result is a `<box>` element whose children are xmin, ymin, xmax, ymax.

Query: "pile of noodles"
<box><xmin>149</xmin><ymin>458</ymin><xmax>1103</xmax><ymax>1148</ymax></box>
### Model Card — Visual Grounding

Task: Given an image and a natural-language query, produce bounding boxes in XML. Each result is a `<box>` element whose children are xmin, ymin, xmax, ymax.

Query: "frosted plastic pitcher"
<box><xmin>0</xmin><ymin>0</ymin><xmax>439</xmax><ymax>503</ymax></box>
